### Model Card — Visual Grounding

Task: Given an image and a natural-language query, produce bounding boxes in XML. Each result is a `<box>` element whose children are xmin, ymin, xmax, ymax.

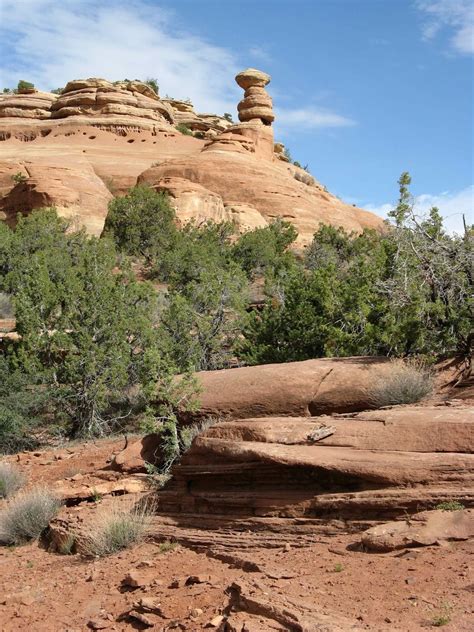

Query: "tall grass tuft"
<box><xmin>369</xmin><ymin>360</ymin><xmax>433</xmax><ymax>408</ymax></box>
<box><xmin>0</xmin><ymin>463</ymin><xmax>25</xmax><ymax>498</ymax></box>
<box><xmin>0</xmin><ymin>488</ymin><xmax>61</xmax><ymax>545</ymax></box>
<box><xmin>82</xmin><ymin>499</ymin><xmax>154</xmax><ymax>557</ymax></box>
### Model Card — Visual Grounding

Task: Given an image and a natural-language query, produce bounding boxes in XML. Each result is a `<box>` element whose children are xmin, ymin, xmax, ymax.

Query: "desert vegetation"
<box><xmin>81</xmin><ymin>499</ymin><xmax>154</xmax><ymax>557</ymax></box>
<box><xmin>0</xmin><ymin>463</ymin><xmax>25</xmax><ymax>498</ymax></box>
<box><xmin>0</xmin><ymin>488</ymin><xmax>61</xmax><ymax>545</ymax></box>
<box><xmin>0</xmin><ymin>174</ymin><xmax>472</xmax><ymax>452</ymax></box>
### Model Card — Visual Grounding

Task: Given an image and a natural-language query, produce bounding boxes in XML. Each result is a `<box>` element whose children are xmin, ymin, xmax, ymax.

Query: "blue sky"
<box><xmin>1</xmin><ymin>0</ymin><xmax>472</xmax><ymax>230</ymax></box>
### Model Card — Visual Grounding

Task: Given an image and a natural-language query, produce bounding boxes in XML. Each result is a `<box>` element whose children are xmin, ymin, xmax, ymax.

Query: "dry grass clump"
<box><xmin>0</xmin><ymin>488</ymin><xmax>61</xmax><ymax>545</ymax></box>
<box><xmin>369</xmin><ymin>360</ymin><xmax>434</xmax><ymax>408</ymax></box>
<box><xmin>0</xmin><ymin>463</ymin><xmax>25</xmax><ymax>499</ymax></box>
<box><xmin>82</xmin><ymin>499</ymin><xmax>154</xmax><ymax>557</ymax></box>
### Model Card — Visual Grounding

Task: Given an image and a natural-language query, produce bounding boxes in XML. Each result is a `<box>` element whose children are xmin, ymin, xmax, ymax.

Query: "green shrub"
<box><xmin>0</xmin><ymin>292</ymin><xmax>14</xmax><ymax>318</ymax></box>
<box><xmin>176</xmin><ymin>123</ymin><xmax>193</xmax><ymax>136</ymax></box>
<box><xmin>104</xmin><ymin>186</ymin><xmax>177</xmax><ymax>266</ymax></box>
<box><xmin>435</xmin><ymin>501</ymin><xmax>465</xmax><ymax>512</ymax></box>
<box><xmin>0</xmin><ymin>357</ymin><xmax>48</xmax><ymax>454</ymax></box>
<box><xmin>11</xmin><ymin>172</ymin><xmax>27</xmax><ymax>184</ymax></box>
<box><xmin>369</xmin><ymin>361</ymin><xmax>433</xmax><ymax>407</ymax></box>
<box><xmin>82</xmin><ymin>500</ymin><xmax>154</xmax><ymax>556</ymax></box>
<box><xmin>0</xmin><ymin>488</ymin><xmax>61</xmax><ymax>545</ymax></box>
<box><xmin>3</xmin><ymin>209</ymin><xmax>187</xmax><ymax>438</ymax></box>
<box><xmin>158</xmin><ymin>539</ymin><xmax>177</xmax><ymax>553</ymax></box>
<box><xmin>0</xmin><ymin>463</ymin><xmax>25</xmax><ymax>498</ymax></box>
<box><xmin>144</xmin><ymin>78</ymin><xmax>159</xmax><ymax>94</ymax></box>
<box><xmin>431</xmin><ymin>602</ymin><xmax>453</xmax><ymax>627</ymax></box>
<box><xmin>17</xmin><ymin>80</ymin><xmax>34</xmax><ymax>92</ymax></box>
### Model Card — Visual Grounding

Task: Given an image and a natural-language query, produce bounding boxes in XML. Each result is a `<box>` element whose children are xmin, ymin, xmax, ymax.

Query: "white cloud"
<box><xmin>248</xmin><ymin>46</ymin><xmax>272</xmax><ymax>64</ymax></box>
<box><xmin>363</xmin><ymin>185</ymin><xmax>473</xmax><ymax>233</ymax></box>
<box><xmin>0</xmin><ymin>0</ymin><xmax>354</xmax><ymax>130</ymax></box>
<box><xmin>416</xmin><ymin>0</ymin><xmax>474</xmax><ymax>54</ymax></box>
<box><xmin>0</xmin><ymin>0</ymin><xmax>240</xmax><ymax>114</ymax></box>
<box><xmin>275</xmin><ymin>107</ymin><xmax>355</xmax><ymax>132</ymax></box>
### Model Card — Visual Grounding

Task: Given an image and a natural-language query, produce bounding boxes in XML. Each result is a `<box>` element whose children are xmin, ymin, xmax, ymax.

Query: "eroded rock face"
<box><xmin>147</xmin><ymin>176</ymin><xmax>228</xmax><ymax>225</ymax></box>
<box><xmin>163</xmin><ymin>98</ymin><xmax>233</xmax><ymax>135</ymax></box>
<box><xmin>140</xmin><ymin>152</ymin><xmax>382</xmax><ymax>245</ymax></box>
<box><xmin>361</xmin><ymin>509</ymin><xmax>474</xmax><ymax>551</ymax></box>
<box><xmin>0</xmin><ymin>69</ymin><xmax>384</xmax><ymax>239</ymax></box>
<box><xmin>0</xmin><ymin>160</ymin><xmax>112</xmax><ymax>235</ymax></box>
<box><xmin>51</xmin><ymin>78</ymin><xmax>174</xmax><ymax>127</ymax></box>
<box><xmin>139</xmin><ymin>67</ymin><xmax>383</xmax><ymax>243</ymax></box>
<box><xmin>0</xmin><ymin>91</ymin><xmax>57</xmax><ymax>120</ymax></box>
<box><xmin>235</xmin><ymin>68</ymin><xmax>274</xmax><ymax>125</ymax></box>
<box><xmin>159</xmin><ymin>405</ymin><xmax>474</xmax><ymax>521</ymax></box>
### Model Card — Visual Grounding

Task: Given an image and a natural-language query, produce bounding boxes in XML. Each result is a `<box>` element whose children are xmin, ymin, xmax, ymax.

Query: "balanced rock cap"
<box><xmin>235</xmin><ymin>68</ymin><xmax>271</xmax><ymax>90</ymax></box>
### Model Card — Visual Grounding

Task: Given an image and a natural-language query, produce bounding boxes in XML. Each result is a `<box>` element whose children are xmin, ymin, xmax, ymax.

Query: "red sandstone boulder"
<box><xmin>361</xmin><ymin>509</ymin><xmax>474</xmax><ymax>551</ymax></box>
<box><xmin>0</xmin><ymin>160</ymin><xmax>112</xmax><ymax>235</ymax></box>
<box><xmin>190</xmin><ymin>357</ymin><xmax>391</xmax><ymax>419</ymax></box>
<box><xmin>112</xmin><ymin>433</ymin><xmax>162</xmax><ymax>473</ymax></box>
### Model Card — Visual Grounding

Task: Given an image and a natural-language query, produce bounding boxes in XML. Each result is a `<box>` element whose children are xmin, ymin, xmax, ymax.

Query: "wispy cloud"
<box><xmin>363</xmin><ymin>184</ymin><xmax>473</xmax><ymax>233</ymax></box>
<box><xmin>248</xmin><ymin>46</ymin><xmax>272</xmax><ymax>64</ymax></box>
<box><xmin>0</xmin><ymin>0</ymin><xmax>240</xmax><ymax>114</ymax></box>
<box><xmin>416</xmin><ymin>0</ymin><xmax>474</xmax><ymax>54</ymax></box>
<box><xmin>275</xmin><ymin>107</ymin><xmax>356</xmax><ymax>132</ymax></box>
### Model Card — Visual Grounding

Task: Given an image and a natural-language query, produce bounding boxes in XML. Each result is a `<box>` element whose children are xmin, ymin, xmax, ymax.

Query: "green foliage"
<box><xmin>232</xmin><ymin>219</ymin><xmax>298</xmax><ymax>280</ymax></box>
<box><xmin>144</xmin><ymin>77</ymin><xmax>159</xmax><ymax>94</ymax></box>
<box><xmin>223</xmin><ymin>112</ymin><xmax>233</xmax><ymax>122</ymax></box>
<box><xmin>176</xmin><ymin>123</ymin><xmax>193</xmax><ymax>136</ymax></box>
<box><xmin>50</xmin><ymin>88</ymin><xmax>62</xmax><ymax>95</ymax></box>
<box><xmin>11</xmin><ymin>172</ymin><xmax>27</xmax><ymax>184</ymax></box>
<box><xmin>435</xmin><ymin>501</ymin><xmax>465</xmax><ymax>511</ymax></box>
<box><xmin>0</xmin><ymin>356</ymin><xmax>49</xmax><ymax>453</ymax></box>
<box><xmin>158</xmin><ymin>539</ymin><xmax>177</xmax><ymax>553</ymax></box>
<box><xmin>431</xmin><ymin>602</ymin><xmax>453</xmax><ymax>627</ymax></box>
<box><xmin>3</xmin><ymin>209</ymin><xmax>191</xmax><ymax>437</ymax></box>
<box><xmin>240</xmin><ymin>174</ymin><xmax>473</xmax><ymax>364</ymax></box>
<box><xmin>0</xmin><ymin>292</ymin><xmax>14</xmax><ymax>318</ymax></box>
<box><xmin>104</xmin><ymin>186</ymin><xmax>177</xmax><ymax>267</ymax></box>
<box><xmin>0</xmin><ymin>488</ymin><xmax>61</xmax><ymax>545</ymax></box>
<box><xmin>81</xmin><ymin>499</ymin><xmax>154</xmax><ymax>557</ymax></box>
<box><xmin>17</xmin><ymin>80</ymin><xmax>34</xmax><ymax>92</ymax></box>
<box><xmin>161</xmin><ymin>265</ymin><xmax>248</xmax><ymax>372</ymax></box>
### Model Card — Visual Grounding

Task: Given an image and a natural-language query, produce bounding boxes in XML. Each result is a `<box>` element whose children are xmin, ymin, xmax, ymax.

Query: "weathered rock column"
<box><xmin>232</xmin><ymin>68</ymin><xmax>275</xmax><ymax>159</ymax></box>
<box><xmin>235</xmin><ymin>68</ymin><xmax>274</xmax><ymax>125</ymax></box>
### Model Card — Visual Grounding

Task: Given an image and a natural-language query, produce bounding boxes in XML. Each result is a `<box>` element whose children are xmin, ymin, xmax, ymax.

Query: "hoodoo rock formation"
<box><xmin>0</xmin><ymin>68</ymin><xmax>383</xmax><ymax>240</ymax></box>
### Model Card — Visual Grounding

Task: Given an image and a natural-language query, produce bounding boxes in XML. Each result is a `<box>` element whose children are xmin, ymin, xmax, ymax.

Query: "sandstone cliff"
<box><xmin>0</xmin><ymin>70</ymin><xmax>383</xmax><ymax>242</ymax></box>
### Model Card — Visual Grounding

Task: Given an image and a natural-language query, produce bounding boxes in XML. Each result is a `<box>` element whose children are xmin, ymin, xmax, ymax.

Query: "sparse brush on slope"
<box><xmin>369</xmin><ymin>360</ymin><xmax>433</xmax><ymax>407</ymax></box>
<box><xmin>0</xmin><ymin>488</ymin><xmax>61</xmax><ymax>545</ymax></box>
<box><xmin>0</xmin><ymin>463</ymin><xmax>25</xmax><ymax>498</ymax></box>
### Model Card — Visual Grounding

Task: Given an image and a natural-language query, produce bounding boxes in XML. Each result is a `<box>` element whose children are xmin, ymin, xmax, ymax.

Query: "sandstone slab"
<box><xmin>361</xmin><ymin>509</ymin><xmax>474</xmax><ymax>551</ymax></box>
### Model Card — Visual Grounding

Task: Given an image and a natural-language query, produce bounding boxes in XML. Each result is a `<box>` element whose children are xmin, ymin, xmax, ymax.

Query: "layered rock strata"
<box><xmin>0</xmin><ymin>69</ymin><xmax>384</xmax><ymax>240</ymax></box>
<box><xmin>0</xmin><ymin>90</ymin><xmax>57</xmax><ymax>120</ymax></box>
<box><xmin>50</xmin><ymin>78</ymin><xmax>174</xmax><ymax>126</ymax></box>
<box><xmin>141</xmin><ymin>68</ymin><xmax>383</xmax><ymax>242</ymax></box>
<box><xmin>158</xmin><ymin>407</ymin><xmax>474</xmax><ymax>522</ymax></box>
<box><xmin>163</xmin><ymin>98</ymin><xmax>233</xmax><ymax>136</ymax></box>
